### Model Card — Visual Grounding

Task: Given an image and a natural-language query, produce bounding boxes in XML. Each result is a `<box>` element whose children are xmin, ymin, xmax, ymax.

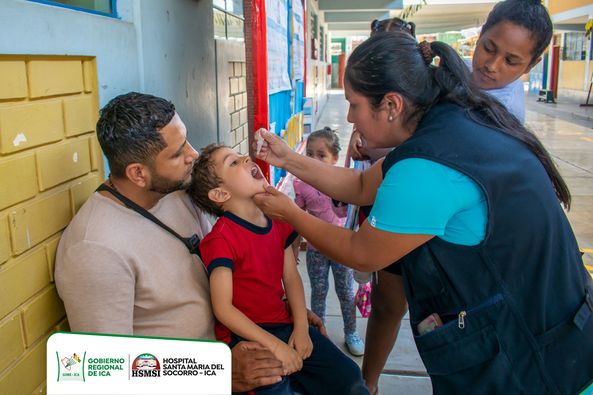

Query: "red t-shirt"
<box><xmin>199</xmin><ymin>212</ymin><xmax>298</xmax><ymax>343</ymax></box>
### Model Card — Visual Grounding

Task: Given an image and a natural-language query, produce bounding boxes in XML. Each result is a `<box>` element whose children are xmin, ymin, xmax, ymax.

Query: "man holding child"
<box><xmin>55</xmin><ymin>92</ymin><xmax>336</xmax><ymax>393</ymax></box>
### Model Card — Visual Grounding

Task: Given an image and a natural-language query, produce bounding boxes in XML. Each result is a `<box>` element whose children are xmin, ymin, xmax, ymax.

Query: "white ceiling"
<box><xmin>320</xmin><ymin>0</ymin><xmax>500</xmax><ymax>37</ymax></box>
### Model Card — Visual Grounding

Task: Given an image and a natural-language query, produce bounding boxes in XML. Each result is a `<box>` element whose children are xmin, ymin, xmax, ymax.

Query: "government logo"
<box><xmin>56</xmin><ymin>352</ymin><xmax>85</xmax><ymax>382</ymax></box>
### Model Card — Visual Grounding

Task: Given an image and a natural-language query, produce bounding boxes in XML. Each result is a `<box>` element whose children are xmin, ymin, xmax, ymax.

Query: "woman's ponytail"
<box><xmin>429</xmin><ymin>41</ymin><xmax>571</xmax><ymax>209</ymax></box>
<box><xmin>429</xmin><ymin>42</ymin><xmax>473</xmax><ymax>103</ymax></box>
<box><xmin>345</xmin><ymin>33</ymin><xmax>570</xmax><ymax>209</ymax></box>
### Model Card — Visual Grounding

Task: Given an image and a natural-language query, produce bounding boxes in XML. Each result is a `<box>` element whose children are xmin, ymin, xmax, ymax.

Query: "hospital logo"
<box><xmin>56</xmin><ymin>352</ymin><xmax>85</xmax><ymax>382</ymax></box>
<box><xmin>131</xmin><ymin>353</ymin><xmax>161</xmax><ymax>377</ymax></box>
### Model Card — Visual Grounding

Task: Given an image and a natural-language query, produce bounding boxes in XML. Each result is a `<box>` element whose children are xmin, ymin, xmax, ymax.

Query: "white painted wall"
<box><xmin>0</xmin><ymin>0</ymin><xmax>218</xmax><ymax>149</ymax></box>
<box><xmin>306</xmin><ymin>0</ymin><xmax>330</xmax><ymax>129</ymax></box>
<box><xmin>137</xmin><ymin>0</ymin><xmax>218</xmax><ymax>148</ymax></box>
<box><xmin>0</xmin><ymin>0</ymin><xmax>140</xmax><ymax>104</ymax></box>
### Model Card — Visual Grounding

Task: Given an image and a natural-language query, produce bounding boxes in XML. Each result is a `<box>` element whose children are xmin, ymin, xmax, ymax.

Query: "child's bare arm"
<box><xmin>282</xmin><ymin>248</ymin><xmax>308</xmax><ymax>328</ymax></box>
<box><xmin>211</xmin><ymin>267</ymin><xmax>283</xmax><ymax>350</ymax></box>
<box><xmin>282</xmin><ymin>247</ymin><xmax>313</xmax><ymax>359</ymax></box>
<box><xmin>210</xmin><ymin>267</ymin><xmax>303</xmax><ymax>373</ymax></box>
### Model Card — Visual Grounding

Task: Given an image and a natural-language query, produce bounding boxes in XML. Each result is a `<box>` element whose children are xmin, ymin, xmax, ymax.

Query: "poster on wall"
<box><xmin>291</xmin><ymin>0</ymin><xmax>305</xmax><ymax>81</ymax></box>
<box><xmin>266</xmin><ymin>0</ymin><xmax>291</xmax><ymax>94</ymax></box>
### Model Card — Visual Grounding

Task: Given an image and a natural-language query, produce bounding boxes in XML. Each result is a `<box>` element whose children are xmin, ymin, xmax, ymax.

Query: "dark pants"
<box><xmin>231</xmin><ymin>324</ymin><xmax>369</xmax><ymax>395</ymax></box>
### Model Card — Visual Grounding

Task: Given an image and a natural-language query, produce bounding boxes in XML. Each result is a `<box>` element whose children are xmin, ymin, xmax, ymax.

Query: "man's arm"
<box><xmin>306</xmin><ymin>309</ymin><xmax>327</xmax><ymax>336</ymax></box>
<box><xmin>55</xmin><ymin>241</ymin><xmax>135</xmax><ymax>334</ymax></box>
<box><xmin>231</xmin><ymin>341</ymin><xmax>283</xmax><ymax>392</ymax></box>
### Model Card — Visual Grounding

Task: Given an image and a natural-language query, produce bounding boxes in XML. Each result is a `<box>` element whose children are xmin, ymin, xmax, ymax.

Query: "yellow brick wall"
<box><xmin>559</xmin><ymin>60</ymin><xmax>589</xmax><ymax>91</ymax></box>
<box><xmin>0</xmin><ymin>55</ymin><xmax>103</xmax><ymax>395</ymax></box>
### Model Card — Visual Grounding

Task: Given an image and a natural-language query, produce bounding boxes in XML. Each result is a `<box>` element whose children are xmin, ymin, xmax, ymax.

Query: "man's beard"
<box><xmin>148</xmin><ymin>167</ymin><xmax>192</xmax><ymax>195</ymax></box>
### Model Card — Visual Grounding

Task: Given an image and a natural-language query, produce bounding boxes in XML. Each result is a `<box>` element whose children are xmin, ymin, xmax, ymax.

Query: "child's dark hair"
<box><xmin>307</xmin><ymin>127</ymin><xmax>341</xmax><ymax>157</ymax></box>
<box><xmin>371</xmin><ymin>17</ymin><xmax>416</xmax><ymax>37</ymax></box>
<box><xmin>345</xmin><ymin>32</ymin><xmax>570</xmax><ymax>209</ymax></box>
<box><xmin>481</xmin><ymin>0</ymin><xmax>552</xmax><ymax>63</ymax></box>
<box><xmin>188</xmin><ymin>143</ymin><xmax>226</xmax><ymax>217</ymax></box>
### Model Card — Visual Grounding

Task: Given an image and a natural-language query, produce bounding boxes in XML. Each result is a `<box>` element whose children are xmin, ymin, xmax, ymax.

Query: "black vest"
<box><xmin>383</xmin><ymin>103</ymin><xmax>593</xmax><ymax>394</ymax></box>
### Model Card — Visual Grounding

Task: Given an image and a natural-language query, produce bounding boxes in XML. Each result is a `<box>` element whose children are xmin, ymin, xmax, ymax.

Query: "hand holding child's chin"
<box><xmin>253</xmin><ymin>185</ymin><xmax>296</xmax><ymax>222</ymax></box>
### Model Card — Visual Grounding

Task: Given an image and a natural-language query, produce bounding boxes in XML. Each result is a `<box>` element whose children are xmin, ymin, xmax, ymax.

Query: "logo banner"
<box><xmin>47</xmin><ymin>332</ymin><xmax>231</xmax><ymax>394</ymax></box>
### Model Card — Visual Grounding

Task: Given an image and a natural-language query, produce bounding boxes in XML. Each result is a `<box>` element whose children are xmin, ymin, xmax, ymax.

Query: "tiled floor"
<box><xmin>527</xmin><ymin>100</ymin><xmax>593</xmax><ymax>269</ymax></box>
<box><xmin>301</xmin><ymin>90</ymin><xmax>593</xmax><ymax>394</ymax></box>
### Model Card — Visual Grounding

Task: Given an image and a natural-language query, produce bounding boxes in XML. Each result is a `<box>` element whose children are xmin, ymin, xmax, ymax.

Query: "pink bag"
<box><xmin>355</xmin><ymin>282</ymin><xmax>372</xmax><ymax>318</ymax></box>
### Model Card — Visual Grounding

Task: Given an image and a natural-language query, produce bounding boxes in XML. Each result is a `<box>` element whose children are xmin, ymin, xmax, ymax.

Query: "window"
<box><xmin>214</xmin><ymin>8</ymin><xmax>227</xmax><ymax>39</ymax></box>
<box><xmin>29</xmin><ymin>0</ymin><xmax>116</xmax><ymax>17</ymax></box>
<box><xmin>226</xmin><ymin>14</ymin><xmax>244</xmax><ymax>40</ymax></box>
<box><xmin>213</xmin><ymin>0</ymin><xmax>244</xmax><ymax>41</ymax></box>
<box><xmin>226</xmin><ymin>0</ymin><xmax>243</xmax><ymax>17</ymax></box>
<box><xmin>563</xmin><ymin>32</ymin><xmax>587</xmax><ymax>61</ymax></box>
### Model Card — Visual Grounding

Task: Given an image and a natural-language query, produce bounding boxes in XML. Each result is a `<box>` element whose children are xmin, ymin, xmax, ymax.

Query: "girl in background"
<box><xmin>293</xmin><ymin>127</ymin><xmax>365</xmax><ymax>357</ymax></box>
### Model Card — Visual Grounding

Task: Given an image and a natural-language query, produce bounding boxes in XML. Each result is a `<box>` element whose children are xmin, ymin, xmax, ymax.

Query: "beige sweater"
<box><xmin>55</xmin><ymin>190</ymin><xmax>215</xmax><ymax>340</ymax></box>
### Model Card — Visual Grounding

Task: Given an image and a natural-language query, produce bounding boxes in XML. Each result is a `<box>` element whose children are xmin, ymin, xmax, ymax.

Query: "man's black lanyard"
<box><xmin>96</xmin><ymin>184</ymin><xmax>201</xmax><ymax>257</ymax></box>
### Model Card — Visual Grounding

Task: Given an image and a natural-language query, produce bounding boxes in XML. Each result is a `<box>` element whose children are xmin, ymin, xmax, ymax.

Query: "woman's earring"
<box><xmin>388</xmin><ymin>115</ymin><xmax>393</xmax><ymax>121</ymax></box>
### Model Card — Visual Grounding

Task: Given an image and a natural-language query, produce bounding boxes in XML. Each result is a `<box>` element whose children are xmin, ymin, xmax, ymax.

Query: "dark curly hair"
<box><xmin>96</xmin><ymin>92</ymin><xmax>175</xmax><ymax>177</ymax></box>
<box><xmin>188</xmin><ymin>143</ymin><xmax>227</xmax><ymax>217</ymax></box>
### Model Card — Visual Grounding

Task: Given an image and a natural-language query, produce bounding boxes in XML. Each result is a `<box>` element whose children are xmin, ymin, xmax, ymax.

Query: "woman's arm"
<box><xmin>257</xmin><ymin>129</ymin><xmax>383</xmax><ymax>206</ymax></box>
<box><xmin>289</xmin><ymin>156</ymin><xmax>384</xmax><ymax>206</ymax></box>
<box><xmin>254</xmin><ymin>188</ymin><xmax>433</xmax><ymax>271</ymax></box>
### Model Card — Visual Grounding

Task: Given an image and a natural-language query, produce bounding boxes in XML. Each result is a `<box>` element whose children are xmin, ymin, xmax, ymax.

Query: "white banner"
<box><xmin>291</xmin><ymin>0</ymin><xmax>305</xmax><ymax>81</ymax></box>
<box><xmin>266</xmin><ymin>0</ymin><xmax>291</xmax><ymax>94</ymax></box>
<box><xmin>47</xmin><ymin>332</ymin><xmax>231</xmax><ymax>395</ymax></box>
